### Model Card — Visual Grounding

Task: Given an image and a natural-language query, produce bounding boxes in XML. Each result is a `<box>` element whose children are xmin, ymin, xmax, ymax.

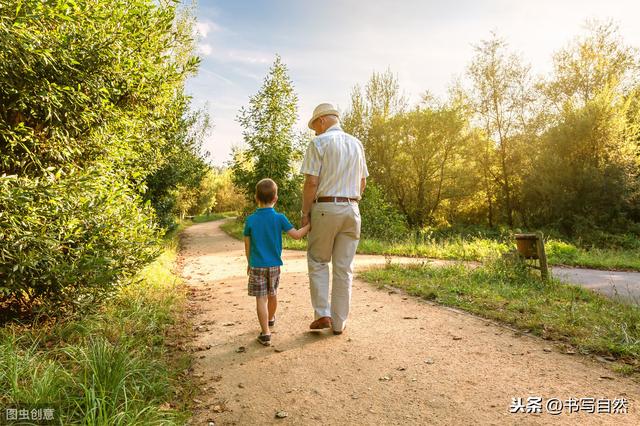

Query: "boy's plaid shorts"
<box><xmin>248</xmin><ymin>266</ymin><xmax>281</xmax><ymax>297</ymax></box>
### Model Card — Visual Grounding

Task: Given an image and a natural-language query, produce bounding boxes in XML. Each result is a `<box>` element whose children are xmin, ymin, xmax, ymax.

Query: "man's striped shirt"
<box><xmin>300</xmin><ymin>123</ymin><xmax>369</xmax><ymax>199</ymax></box>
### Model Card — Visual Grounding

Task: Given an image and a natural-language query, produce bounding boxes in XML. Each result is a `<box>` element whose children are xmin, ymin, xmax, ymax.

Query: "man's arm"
<box><xmin>244</xmin><ymin>236</ymin><xmax>250</xmax><ymax>274</ymax></box>
<box><xmin>301</xmin><ymin>174</ymin><xmax>319</xmax><ymax>227</ymax></box>
<box><xmin>360</xmin><ymin>177</ymin><xmax>367</xmax><ymax>196</ymax></box>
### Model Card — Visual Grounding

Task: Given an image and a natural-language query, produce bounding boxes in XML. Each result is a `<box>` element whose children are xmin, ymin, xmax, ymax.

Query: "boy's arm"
<box><xmin>287</xmin><ymin>223</ymin><xmax>311</xmax><ymax>240</ymax></box>
<box><xmin>244</xmin><ymin>236</ymin><xmax>250</xmax><ymax>274</ymax></box>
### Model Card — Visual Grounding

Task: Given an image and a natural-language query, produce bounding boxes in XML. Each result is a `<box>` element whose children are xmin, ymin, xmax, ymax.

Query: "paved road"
<box><xmin>552</xmin><ymin>266</ymin><xmax>640</xmax><ymax>304</ymax></box>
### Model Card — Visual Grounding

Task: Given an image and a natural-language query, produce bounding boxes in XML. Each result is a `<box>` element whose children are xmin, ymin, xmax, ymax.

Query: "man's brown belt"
<box><xmin>314</xmin><ymin>197</ymin><xmax>358</xmax><ymax>203</ymax></box>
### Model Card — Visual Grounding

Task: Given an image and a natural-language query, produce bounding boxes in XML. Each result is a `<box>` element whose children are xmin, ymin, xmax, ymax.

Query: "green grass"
<box><xmin>545</xmin><ymin>240</ymin><xmax>640</xmax><ymax>271</ymax></box>
<box><xmin>220</xmin><ymin>220</ymin><xmax>640</xmax><ymax>271</ymax></box>
<box><xmin>0</xmin><ymin>223</ymin><xmax>195</xmax><ymax>425</ymax></box>
<box><xmin>190</xmin><ymin>210</ymin><xmax>237</xmax><ymax>223</ymax></box>
<box><xmin>360</xmin><ymin>260</ymin><xmax>640</xmax><ymax>375</ymax></box>
<box><xmin>220</xmin><ymin>220</ymin><xmax>243</xmax><ymax>239</ymax></box>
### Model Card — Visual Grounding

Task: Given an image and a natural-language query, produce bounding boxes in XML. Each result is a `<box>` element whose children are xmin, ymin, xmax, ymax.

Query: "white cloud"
<box><xmin>194</xmin><ymin>20</ymin><xmax>221</xmax><ymax>39</ymax></box>
<box><xmin>202</xmin><ymin>47</ymin><xmax>271</xmax><ymax>66</ymax></box>
<box><xmin>195</xmin><ymin>22</ymin><xmax>211</xmax><ymax>38</ymax></box>
<box><xmin>224</xmin><ymin>49</ymin><xmax>270</xmax><ymax>65</ymax></box>
<box><xmin>194</xmin><ymin>19</ymin><xmax>223</xmax><ymax>58</ymax></box>
<box><xmin>198</xmin><ymin>43</ymin><xmax>213</xmax><ymax>56</ymax></box>
<box><xmin>198</xmin><ymin>67</ymin><xmax>234</xmax><ymax>85</ymax></box>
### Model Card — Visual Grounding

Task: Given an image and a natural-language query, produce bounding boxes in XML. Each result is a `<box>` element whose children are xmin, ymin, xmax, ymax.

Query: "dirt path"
<box><xmin>180</xmin><ymin>220</ymin><xmax>640</xmax><ymax>425</ymax></box>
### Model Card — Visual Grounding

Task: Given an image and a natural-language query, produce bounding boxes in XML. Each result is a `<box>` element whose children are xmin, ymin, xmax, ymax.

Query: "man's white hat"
<box><xmin>308</xmin><ymin>103</ymin><xmax>340</xmax><ymax>129</ymax></box>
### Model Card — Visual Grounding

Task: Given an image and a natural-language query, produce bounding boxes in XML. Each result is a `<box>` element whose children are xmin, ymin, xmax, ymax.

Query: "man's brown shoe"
<box><xmin>309</xmin><ymin>317</ymin><xmax>332</xmax><ymax>332</ymax></box>
<box><xmin>333</xmin><ymin>325</ymin><xmax>346</xmax><ymax>335</ymax></box>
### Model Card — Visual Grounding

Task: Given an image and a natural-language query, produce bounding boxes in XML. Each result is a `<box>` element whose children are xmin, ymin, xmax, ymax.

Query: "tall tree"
<box><xmin>343</xmin><ymin>68</ymin><xmax>407</xmax><ymax>143</ymax></box>
<box><xmin>231</xmin><ymin>55</ymin><xmax>301</xmax><ymax>216</ymax></box>
<box><xmin>354</xmin><ymin>95</ymin><xmax>473</xmax><ymax>228</ymax></box>
<box><xmin>343</xmin><ymin>69</ymin><xmax>407</xmax><ymax>190</ymax></box>
<box><xmin>467</xmin><ymin>34</ymin><xmax>534</xmax><ymax>226</ymax></box>
<box><xmin>0</xmin><ymin>0</ymin><xmax>206</xmax><ymax>313</ymax></box>
<box><xmin>545</xmin><ymin>20</ymin><xmax>638</xmax><ymax>109</ymax></box>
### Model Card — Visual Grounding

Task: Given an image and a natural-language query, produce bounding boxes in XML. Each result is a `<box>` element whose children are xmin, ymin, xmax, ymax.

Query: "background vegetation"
<box><xmin>0</xmin><ymin>0</ymin><xmax>218</xmax><ymax>316</ymax></box>
<box><xmin>230</xmin><ymin>55</ymin><xmax>306</xmax><ymax>220</ymax></box>
<box><xmin>225</xmin><ymin>22</ymin><xmax>639</xmax><ymax>268</ymax></box>
<box><xmin>341</xmin><ymin>21</ymin><xmax>640</xmax><ymax>248</ymax></box>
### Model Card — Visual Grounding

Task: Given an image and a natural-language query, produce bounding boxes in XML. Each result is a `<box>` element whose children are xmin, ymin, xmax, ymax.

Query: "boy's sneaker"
<box><xmin>257</xmin><ymin>333</ymin><xmax>271</xmax><ymax>346</ymax></box>
<box><xmin>268</xmin><ymin>316</ymin><xmax>276</xmax><ymax>327</ymax></box>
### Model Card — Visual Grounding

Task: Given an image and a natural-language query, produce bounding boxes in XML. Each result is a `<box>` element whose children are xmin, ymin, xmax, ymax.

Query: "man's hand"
<box><xmin>301</xmin><ymin>213</ymin><xmax>310</xmax><ymax>228</ymax></box>
<box><xmin>247</xmin><ymin>265</ymin><xmax>250</xmax><ymax>276</ymax></box>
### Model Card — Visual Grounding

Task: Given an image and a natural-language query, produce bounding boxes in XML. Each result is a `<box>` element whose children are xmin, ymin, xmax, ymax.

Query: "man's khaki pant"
<box><xmin>307</xmin><ymin>201</ymin><xmax>361</xmax><ymax>331</ymax></box>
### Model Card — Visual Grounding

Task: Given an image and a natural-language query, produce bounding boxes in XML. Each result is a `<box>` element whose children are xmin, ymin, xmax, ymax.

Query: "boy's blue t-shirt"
<box><xmin>243</xmin><ymin>207</ymin><xmax>294</xmax><ymax>267</ymax></box>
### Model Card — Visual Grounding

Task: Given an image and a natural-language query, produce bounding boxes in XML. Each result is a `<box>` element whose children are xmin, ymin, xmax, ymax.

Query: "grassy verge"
<box><xmin>0</xmin><ymin>224</ymin><xmax>196</xmax><ymax>424</ymax></box>
<box><xmin>220</xmin><ymin>220</ymin><xmax>640</xmax><ymax>271</ymax></box>
<box><xmin>190</xmin><ymin>211</ymin><xmax>237</xmax><ymax>223</ymax></box>
<box><xmin>360</xmin><ymin>260</ymin><xmax>640</xmax><ymax>376</ymax></box>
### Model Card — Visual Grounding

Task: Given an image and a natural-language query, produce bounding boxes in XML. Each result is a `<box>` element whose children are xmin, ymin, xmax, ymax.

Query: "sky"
<box><xmin>186</xmin><ymin>0</ymin><xmax>640</xmax><ymax>166</ymax></box>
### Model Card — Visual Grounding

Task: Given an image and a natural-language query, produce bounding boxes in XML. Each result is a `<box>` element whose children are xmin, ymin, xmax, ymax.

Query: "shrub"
<box><xmin>359</xmin><ymin>182</ymin><xmax>408</xmax><ymax>241</ymax></box>
<box><xmin>545</xmin><ymin>240</ymin><xmax>580</xmax><ymax>263</ymax></box>
<box><xmin>0</xmin><ymin>169</ymin><xmax>159</xmax><ymax>315</ymax></box>
<box><xmin>0</xmin><ymin>0</ymin><xmax>205</xmax><ymax>314</ymax></box>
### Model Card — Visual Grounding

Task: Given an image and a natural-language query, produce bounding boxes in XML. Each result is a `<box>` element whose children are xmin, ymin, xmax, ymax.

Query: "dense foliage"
<box><xmin>358</xmin><ymin>182</ymin><xmax>408</xmax><ymax>241</ymax></box>
<box><xmin>0</xmin><ymin>0</ymin><xmax>209</xmax><ymax>314</ymax></box>
<box><xmin>173</xmin><ymin>167</ymin><xmax>246</xmax><ymax>218</ymax></box>
<box><xmin>0</xmin><ymin>168</ymin><xmax>159</xmax><ymax>312</ymax></box>
<box><xmin>344</xmin><ymin>22</ymin><xmax>640</xmax><ymax>243</ymax></box>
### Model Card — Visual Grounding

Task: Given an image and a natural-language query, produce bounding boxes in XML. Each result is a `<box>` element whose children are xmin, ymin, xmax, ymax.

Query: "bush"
<box><xmin>545</xmin><ymin>240</ymin><xmax>580</xmax><ymax>263</ymax></box>
<box><xmin>573</xmin><ymin>227</ymin><xmax>640</xmax><ymax>251</ymax></box>
<box><xmin>197</xmin><ymin>168</ymin><xmax>247</xmax><ymax>215</ymax></box>
<box><xmin>0</xmin><ymin>0</ymin><xmax>205</xmax><ymax>314</ymax></box>
<box><xmin>0</xmin><ymin>229</ymin><xmax>191</xmax><ymax>423</ymax></box>
<box><xmin>359</xmin><ymin>182</ymin><xmax>408</xmax><ymax>241</ymax></box>
<box><xmin>419</xmin><ymin>223</ymin><xmax>513</xmax><ymax>243</ymax></box>
<box><xmin>0</xmin><ymin>169</ymin><xmax>159</xmax><ymax>314</ymax></box>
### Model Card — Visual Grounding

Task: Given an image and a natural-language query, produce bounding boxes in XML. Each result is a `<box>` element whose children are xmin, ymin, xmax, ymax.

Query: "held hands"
<box><xmin>301</xmin><ymin>218</ymin><xmax>311</xmax><ymax>234</ymax></box>
<box><xmin>301</xmin><ymin>212</ymin><xmax>310</xmax><ymax>228</ymax></box>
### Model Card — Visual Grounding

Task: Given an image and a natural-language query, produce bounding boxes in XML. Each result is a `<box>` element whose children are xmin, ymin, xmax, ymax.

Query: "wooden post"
<box><xmin>536</xmin><ymin>231</ymin><xmax>549</xmax><ymax>280</ymax></box>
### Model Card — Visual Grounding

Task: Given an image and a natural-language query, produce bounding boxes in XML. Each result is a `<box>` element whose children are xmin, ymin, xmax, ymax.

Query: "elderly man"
<box><xmin>299</xmin><ymin>103</ymin><xmax>368</xmax><ymax>335</ymax></box>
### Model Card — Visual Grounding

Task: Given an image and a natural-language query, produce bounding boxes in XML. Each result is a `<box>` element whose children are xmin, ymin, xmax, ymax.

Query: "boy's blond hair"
<box><xmin>255</xmin><ymin>178</ymin><xmax>277</xmax><ymax>204</ymax></box>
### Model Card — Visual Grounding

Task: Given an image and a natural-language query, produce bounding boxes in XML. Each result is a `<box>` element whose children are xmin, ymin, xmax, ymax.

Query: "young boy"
<box><xmin>243</xmin><ymin>178</ymin><xmax>310</xmax><ymax>346</ymax></box>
